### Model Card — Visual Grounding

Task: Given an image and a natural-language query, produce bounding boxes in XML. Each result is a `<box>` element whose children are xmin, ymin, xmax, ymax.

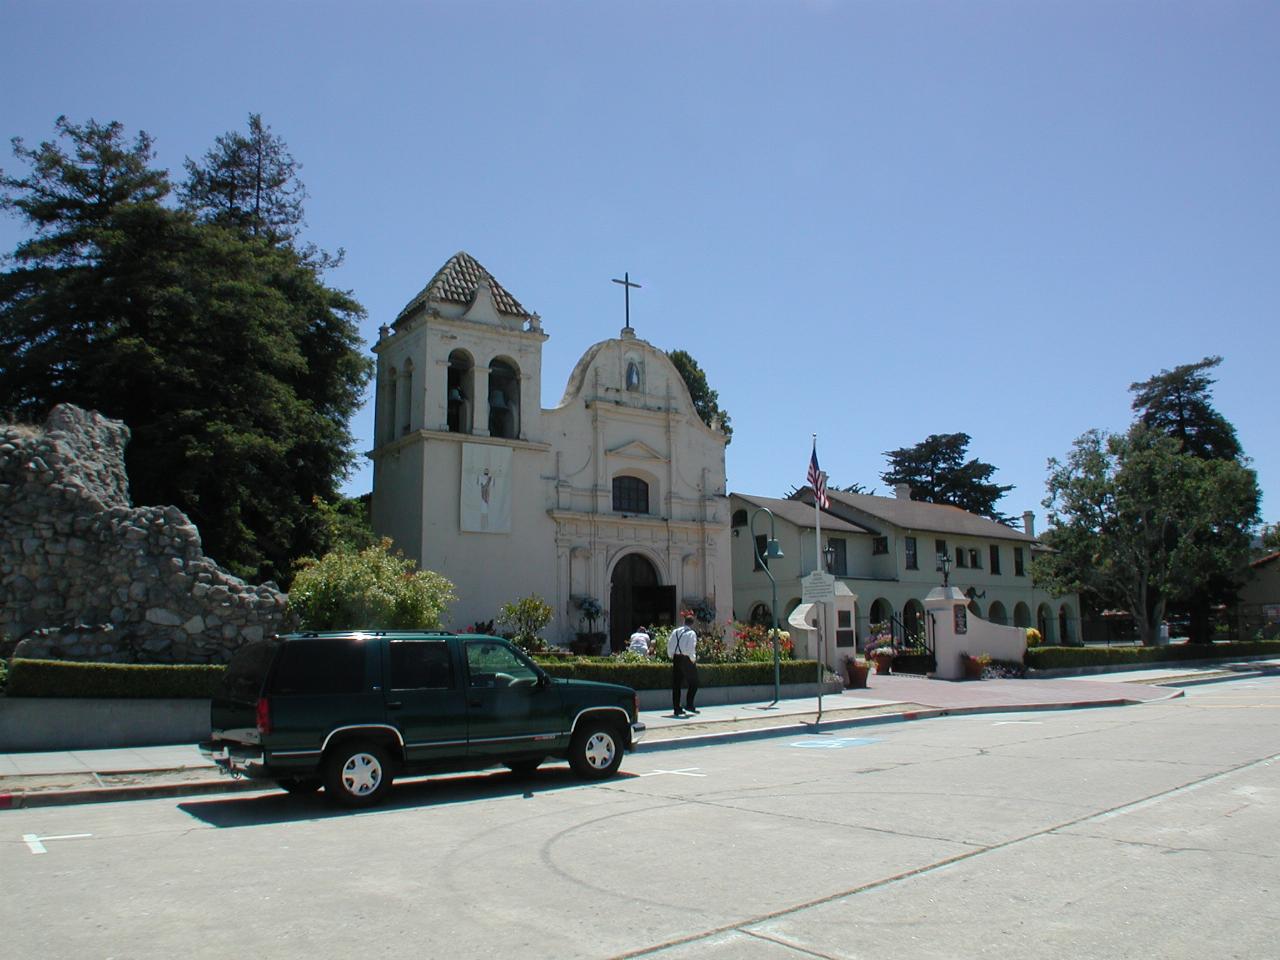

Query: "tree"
<box><xmin>880</xmin><ymin>433</ymin><xmax>1013</xmax><ymax>521</ymax></box>
<box><xmin>1260</xmin><ymin>523</ymin><xmax>1280</xmax><ymax>555</ymax></box>
<box><xmin>179</xmin><ymin>113</ymin><xmax>306</xmax><ymax>247</ymax></box>
<box><xmin>288</xmin><ymin>539</ymin><xmax>455</xmax><ymax>630</ymax></box>
<box><xmin>1129</xmin><ymin>356</ymin><xmax>1241</xmax><ymax>461</ymax></box>
<box><xmin>0</xmin><ymin>116</ymin><xmax>372</xmax><ymax>583</ymax></box>
<box><xmin>667</xmin><ymin>349</ymin><xmax>732</xmax><ymax>444</ymax></box>
<box><xmin>1034</xmin><ymin>425</ymin><xmax>1259</xmax><ymax>646</ymax></box>
<box><xmin>1130</xmin><ymin>355</ymin><xmax>1249</xmax><ymax>640</ymax></box>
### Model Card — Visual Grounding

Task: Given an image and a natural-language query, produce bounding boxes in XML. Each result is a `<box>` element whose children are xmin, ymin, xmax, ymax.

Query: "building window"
<box><xmin>446</xmin><ymin>350</ymin><xmax>473</xmax><ymax>434</ymax></box>
<box><xmin>836</xmin><ymin>609</ymin><xmax>855</xmax><ymax>647</ymax></box>
<box><xmin>487</xmin><ymin>359</ymin><xmax>520</xmax><ymax>439</ymax></box>
<box><xmin>1014</xmin><ymin>547</ymin><xmax>1025</xmax><ymax>577</ymax></box>
<box><xmin>872</xmin><ymin>536</ymin><xmax>889</xmax><ymax>555</ymax></box>
<box><xmin>969</xmin><ymin>548</ymin><xmax>981</xmax><ymax>569</ymax></box>
<box><xmin>828</xmin><ymin>538</ymin><xmax>847</xmax><ymax>576</ymax></box>
<box><xmin>754</xmin><ymin>534</ymin><xmax>769</xmax><ymax>571</ymax></box>
<box><xmin>956</xmin><ymin>547</ymin><xmax>968</xmax><ymax>568</ymax></box>
<box><xmin>399</xmin><ymin>359</ymin><xmax>414</xmax><ymax>435</ymax></box>
<box><xmin>989</xmin><ymin>545</ymin><xmax>1001</xmax><ymax>575</ymax></box>
<box><xmin>905</xmin><ymin>537</ymin><xmax>918</xmax><ymax>570</ymax></box>
<box><xmin>612</xmin><ymin>476</ymin><xmax>649</xmax><ymax>514</ymax></box>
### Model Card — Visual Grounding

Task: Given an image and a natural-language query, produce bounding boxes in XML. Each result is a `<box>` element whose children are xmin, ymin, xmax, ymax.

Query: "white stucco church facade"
<box><xmin>369</xmin><ymin>252</ymin><xmax>731</xmax><ymax>650</ymax></box>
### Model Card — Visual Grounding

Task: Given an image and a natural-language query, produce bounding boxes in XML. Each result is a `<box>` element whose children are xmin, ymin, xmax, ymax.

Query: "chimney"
<box><xmin>1023</xmin><ymin>511</ymin><xmax>1035</xmax><ymax>538</ymax></box>
<box><xmin>895</xmin><ymin>483</ymin><xmax>912</xmax><ymax>500</ymax></box>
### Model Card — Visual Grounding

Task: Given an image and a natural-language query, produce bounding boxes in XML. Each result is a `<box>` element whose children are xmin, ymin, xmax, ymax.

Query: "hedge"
<box><xmin>3</xmin><ymin>656</ymin><xmax>825</xmax><ymax>699</ymax></box>
<box><xmin>5</xmin><ymin>659</ymin><xmax>226</xmax><ymax>699</ymax></box>
<box><xmin>1026</xmin><ymin>641</ymin><xmax>1280</xmax><ymax>671</ymax></box>
<box><xmin>535</xmin><ymin>659</ymin><xmax>823</xmax><ymax>690</ymax></box>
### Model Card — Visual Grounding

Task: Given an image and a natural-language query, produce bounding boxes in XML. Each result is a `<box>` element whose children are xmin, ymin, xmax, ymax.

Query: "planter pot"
<box><xmin>571</xmin><ymin>632</ymin><xmax>607</xmax><ymax>656</ymax></box>
<box><xmin>962</xmin><ymin>657</ymin><xmax>985</xmax><ymax>680</ymax></box>
<box><xmin>846</xmin><ymin>662</ymin><xmax>870</xmax><ymax>689</ymax></box>
<box><xmin>872</xmin><ymin>653</ymin><xmax>894</xmax><ymax>675</ymax></box>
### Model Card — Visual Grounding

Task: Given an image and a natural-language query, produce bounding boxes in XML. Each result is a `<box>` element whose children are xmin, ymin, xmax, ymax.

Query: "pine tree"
<box><xmin>880</xmin><ymin>433</ymin><xmax>1012</xmax><ymax>522</ymax></box>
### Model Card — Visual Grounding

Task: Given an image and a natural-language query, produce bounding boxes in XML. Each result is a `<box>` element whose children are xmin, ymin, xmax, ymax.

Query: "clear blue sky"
<box><xmin>2</xmin><ymin>1</ymin><xmax>1276</xmax><ymax>525</ymax></box>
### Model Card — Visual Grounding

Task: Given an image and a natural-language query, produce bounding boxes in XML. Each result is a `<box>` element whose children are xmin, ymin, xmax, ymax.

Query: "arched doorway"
<box><xmin>902</xmin><ymin>599</ymin><xmax>925</xmax><ymax>643</ymax></box>
<box><xmin>1059</xmin><ymin>604</ymin><xmax>1074</xmax><ymax>644</ymax></box>
<box><xmin>988</xmin><ymin>601</ymin><xmax>1008</xmax><ymax>625</ymax></box>
<box><xmin>1014</xmin><ymin>602</ymin><xmax>1031</xmax><ymax>628</ymax></box>
<box><xmin>609</xmin><ymin>553</ymin><xmax>673</xmax><ymax>654</ymax></box>
<box><xmin>1037</xmin><ymin>603</ymin><xmax>1054</xmax><ymax>643</ymax></box>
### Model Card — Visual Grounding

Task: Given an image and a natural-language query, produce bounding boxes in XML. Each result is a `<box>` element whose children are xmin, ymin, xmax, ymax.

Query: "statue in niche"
<box><xmin>625</xmin><ymin>361</ymin><xmax>641</xmax><ymax>391</ymax></box>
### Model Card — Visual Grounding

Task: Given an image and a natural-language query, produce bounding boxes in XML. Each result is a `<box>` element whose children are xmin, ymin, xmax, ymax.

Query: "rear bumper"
<box><xmin>630</xmin><ymin>721</ymin><xmax>646</xmax><ymax>748</ymax></box>
<box><xmin>198</xmin><ymin>740</ymin><xmax>267</xmax><ymax>778</ymax></box>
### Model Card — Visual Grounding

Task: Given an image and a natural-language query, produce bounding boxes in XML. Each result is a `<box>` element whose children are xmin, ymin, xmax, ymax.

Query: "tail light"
<box><xmin>255</xmin><ymin>697</ymin><xmax>272</xmax><ymax>735</ymax></box>
<box><xmin>633</xmin><ymin>692</ymin><xmax>640</xmax><ymax>720</ymax></box>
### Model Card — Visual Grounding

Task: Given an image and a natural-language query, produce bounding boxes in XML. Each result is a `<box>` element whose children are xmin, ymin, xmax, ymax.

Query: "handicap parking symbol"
<box><xmin>789</xmin><ymin>737</ymin><xmax>881</xmax><ymax>749</ymax></box>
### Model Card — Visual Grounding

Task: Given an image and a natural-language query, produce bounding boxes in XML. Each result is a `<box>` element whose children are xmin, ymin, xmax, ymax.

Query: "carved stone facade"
<box><xmin>0</xmin><ymin>404</ymin><xmax>289</xmax><ymax>663</ymax></box>
<box><xmin>370</xmin><ymin>252</ymin><xmax>732</xmax><ymax>650</ymax></box>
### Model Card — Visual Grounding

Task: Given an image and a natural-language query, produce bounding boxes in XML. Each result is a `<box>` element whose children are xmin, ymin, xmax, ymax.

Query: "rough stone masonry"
<box><xmin>0</xmin><ymin>404</ymin><xmax>290</xmax><ymax>663</ymax></box>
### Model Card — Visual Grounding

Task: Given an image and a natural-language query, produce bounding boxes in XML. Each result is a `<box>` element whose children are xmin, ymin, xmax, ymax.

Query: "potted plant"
<box><xmin>960</xmin><ymin>652</ymin><xmax>991</xmax><ymax>680</ymax></box>
<box><xmin>843</xmin><ymin>655</ymin><xmax>871</xmax><ymax>689</ymax></box>
<box><xmin>864</xmin><ymin>624</ymin><xmax>897</xmax><ymax>674</ymax></box>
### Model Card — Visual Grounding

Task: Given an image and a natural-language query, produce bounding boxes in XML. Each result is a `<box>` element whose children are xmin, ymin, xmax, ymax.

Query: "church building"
<box><xmin>369</xmin><ymin>252</ymin><xmax>731</xmax><ymax>650</ymax></box>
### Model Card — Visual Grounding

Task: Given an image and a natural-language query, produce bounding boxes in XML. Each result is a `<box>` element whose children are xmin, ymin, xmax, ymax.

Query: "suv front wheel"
<box><xmin>324</xmin><ymin>740</ymin><xmax>394</xmax><ymax>806</ymax></box>
<box><xmin>569</xmin><ymin>721</ymin><xmax>623</xmax><ymax>779</ymax></box>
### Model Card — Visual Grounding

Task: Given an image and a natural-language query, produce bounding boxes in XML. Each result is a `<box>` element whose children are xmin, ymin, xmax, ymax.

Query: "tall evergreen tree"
<box><xmin>880</xmin><ymin>433</ymin><xmax>1012</xmax><ymax>522</ymax></box>
<box><xmin>667</xmin><ymin>349</ymin><xmax>732</xmax><ymax>444</ymax></box>
<box><xmin>179</xmin><ymin>113</ymin><xmax>306</xmax><ymax>247</ymax></box>
<box><xmin>0</xmin><ymin>116</ymin><xmax>372</xmax><ymax>584</ymax></box>
<box><xmin>1129</xmin><ymin>356</ymin><xmax>1241</xmax><ymax>461</ymax></box>
<box><xmin>1128</xmin><ymin>355</ymin><xmax>1249</xmax><ymax>641</ymax></box>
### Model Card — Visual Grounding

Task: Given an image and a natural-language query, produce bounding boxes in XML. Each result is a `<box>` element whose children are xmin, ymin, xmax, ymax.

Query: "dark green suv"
<box><xmin>199</xmin><ymin>631</ymin><xmax>645</xmax><ymax>806</ymax></box>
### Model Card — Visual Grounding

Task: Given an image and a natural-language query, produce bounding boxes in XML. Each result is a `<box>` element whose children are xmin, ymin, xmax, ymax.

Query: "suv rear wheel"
<box><xmin>569</xmin><ymin>721</ymin><xmax>623</xmax><ymax>779</ymax></box>
<box><xmin>324</xmin><ymin>740</ymin><xmax>394</xmax><ymax>806</ymax></box>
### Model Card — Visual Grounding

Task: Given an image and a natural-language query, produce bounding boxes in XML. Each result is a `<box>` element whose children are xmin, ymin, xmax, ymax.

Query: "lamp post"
<box><xmin>750</xmin><ymin>507</ymin><xmax>785</xmax><ymax>705</ymax></box>
<box><xmin>936</xmin><ymin>552</ymin><xmax>952</xmax><ymax>588</ymax></box>
<box><xmin>823</xmin><ymin>541</ymin><xmax>837</xmax><ymax>574</ymax></box>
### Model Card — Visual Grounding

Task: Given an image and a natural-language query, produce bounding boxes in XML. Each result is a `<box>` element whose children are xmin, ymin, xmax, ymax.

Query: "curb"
<box><xmin>628</xmin><ymin>688</ymin><xmax>1187</xmax><ymax>753</ymax></box>
<box><xmin>0</xmin><ymin>686</ymin><xmax>1193</xmax><ymax>809</ymax></box>
<box><xmin>0</xmin><ymin>775</ymin><xmax>262</xmax><ymax>810</ymax></box>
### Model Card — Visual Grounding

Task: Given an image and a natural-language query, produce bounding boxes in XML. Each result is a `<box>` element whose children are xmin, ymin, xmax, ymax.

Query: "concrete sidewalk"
<box><xmin>2</xmin><ymin>661</ymin><xmax>1272</xmax><ymax>810</ymax></box>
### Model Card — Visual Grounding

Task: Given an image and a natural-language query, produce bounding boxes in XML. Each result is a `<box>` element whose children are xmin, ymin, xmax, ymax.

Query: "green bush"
<box><xmin>0</xmin><ymin>657</ymin><xmax>8</xmax><ymax>694</ymax></box>
<box><xmin>1025</xmin><ymin>641</ymin><xmax>1280</xmax><ymax>670</ymax></box>
<box><xmin>535</xmin><ymin>658</ymin><xmax>822</xmax><ymax>690</ymax></box>
<box><xmin>5</xmin><ymin>659</ymin><xmax>226</xmax><ymax>698</ymax></box>
<box><xmin>288</xmin><ymin>538</ymin><xmax>456</xmax><ymax>630</ymax></box>
<box><xmin>497</xmin><ymin>594</ymin><xmax>553</xmax><ymax>653</ymax></box>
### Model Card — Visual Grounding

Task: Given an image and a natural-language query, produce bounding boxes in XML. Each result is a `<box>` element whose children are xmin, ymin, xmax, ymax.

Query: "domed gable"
<box><xmin>555</xmin><ymin>335</ymin><xmax>721</xmax><ymax>435</ymax></box>
<box><xmin>395</xmin><ymin>251</ymin><xmax>533</xmax><ymax>328</ymax></box>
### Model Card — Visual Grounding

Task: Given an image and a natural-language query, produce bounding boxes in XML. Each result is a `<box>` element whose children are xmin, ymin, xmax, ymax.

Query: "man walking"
<box><xmin>668</xmin><ymin>614</ymin><xmax>699</xmax><ymax>716</ymax></box>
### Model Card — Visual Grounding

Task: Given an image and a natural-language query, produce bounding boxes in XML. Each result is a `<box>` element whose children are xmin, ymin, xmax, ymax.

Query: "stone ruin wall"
<box><xmin>0</xmin><ymin>404</ymin><xmax>290</xmax><ymax>663</ymax></box>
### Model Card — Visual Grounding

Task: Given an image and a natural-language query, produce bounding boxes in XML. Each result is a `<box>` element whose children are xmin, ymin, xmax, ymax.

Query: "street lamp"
<box><xmin>936</xmin><ymin>552</ymin><xmax>952</xmax><ymax>588</ymax></box>
<box><xmin>750</xmin><ymin>506</ymin><xmax>785</xmax><ymax>705</ymax></box>
<box><xmin>823</xmin><ymin>541</ymin><xmax>837</xmax><ymax>574</ymax></box>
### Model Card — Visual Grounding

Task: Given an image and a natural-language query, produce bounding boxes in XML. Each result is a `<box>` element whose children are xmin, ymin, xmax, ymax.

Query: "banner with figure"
<box><xmin>461</xmin><ymin>444</ymin><xmax>512</xmax><ymax>533</ymax></box>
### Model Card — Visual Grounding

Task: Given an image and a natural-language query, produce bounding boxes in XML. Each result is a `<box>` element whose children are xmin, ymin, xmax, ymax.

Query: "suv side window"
<box><xmin>272</xmin><ymin>639</ymin><xmax>365</xmax><ymax>695</ymax></box>
<box><xmin>389</xmin><ymin>641</ymin><xmax>455</xmax><ymax>690</ymax></box>
<box><xmin>465</xmin><ymin>640</ymin><xmax>539</xmax><ymax>688</ymax></box>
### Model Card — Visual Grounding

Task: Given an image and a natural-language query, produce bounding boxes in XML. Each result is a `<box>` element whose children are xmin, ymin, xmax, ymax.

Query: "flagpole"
<box><xmin>813</xmin><ymin>434</ymin><xmax>821</xmax><ymax>572</ymax></box>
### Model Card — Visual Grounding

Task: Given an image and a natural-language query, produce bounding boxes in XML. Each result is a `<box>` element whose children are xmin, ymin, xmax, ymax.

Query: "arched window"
<box><xmin>731</xmin><ymin>509</ymin><xmax>748</xmax><ymax>528</ymax></box>
<box><xmin>447</xmin><ymin>350</ymin><xmax>473</xmax><ymax>434</ymax></box>
<box><xmin>488</xmin><ymin>359</ymin><xmax>520</xmax><ymax>439</ymax></box>
<box><xmin>612</xmin><ymin>476</ymin><xmax>649</xmax><ymax>514</ymax></box>
<box><xmin>385</xmin><ymin>368</ymin><xmax>398</xmax><ymax>444</ymax></box>
<box><xmin>399</xmin><ymin>359</ymin><xmax>414</xmax><ymax>436</ymax></box>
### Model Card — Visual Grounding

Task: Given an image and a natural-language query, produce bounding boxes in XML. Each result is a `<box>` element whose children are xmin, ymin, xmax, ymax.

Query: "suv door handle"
<box><xmin>386</xmin><ymin>701</ymin><xmax>402</xmax><ymax>709</ymax></box>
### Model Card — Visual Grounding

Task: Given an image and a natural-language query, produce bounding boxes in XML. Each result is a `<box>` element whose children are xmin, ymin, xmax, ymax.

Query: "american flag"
<box><xmin>808</xmin><ymin>444</ymin><xmax>829</xmax><ymax>509</ymax></box>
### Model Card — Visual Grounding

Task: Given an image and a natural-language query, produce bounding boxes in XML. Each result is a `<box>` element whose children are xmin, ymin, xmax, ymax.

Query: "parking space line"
<box><xmin>22</xmin><ymin>833</ymin><xmax>91</xmax><ymax>855</ymax></box>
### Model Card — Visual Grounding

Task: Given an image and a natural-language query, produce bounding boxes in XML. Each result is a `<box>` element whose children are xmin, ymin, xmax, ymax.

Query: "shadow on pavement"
<box><xmin>177</xmin><ymin>763</ymin><xmax>638</xmax><ymax>828</ymax></box>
